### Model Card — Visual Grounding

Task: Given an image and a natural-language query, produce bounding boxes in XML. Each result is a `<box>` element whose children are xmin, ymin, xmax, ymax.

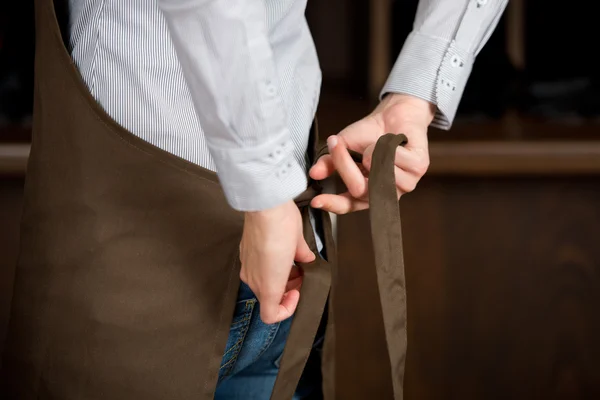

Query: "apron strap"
<box><xmin>270</xmin><ymin>208</ymin><xmax>332</xmax><ymax>400</ymax></box>
<box><xmin>272</xmin><ymin>133</ymin><xmax>409</xmax><ymax>400</ymax></box>
<box><xmin>368</xmin><ymin>133</ymin><xmax>409</xmax><ymax>399</ymax></box>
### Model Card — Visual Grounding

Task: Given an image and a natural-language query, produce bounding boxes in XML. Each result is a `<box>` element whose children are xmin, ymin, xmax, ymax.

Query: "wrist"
<box><xmin>377</xmin><ymin>93</ymin><xmax>436</xmax><ymax>126</ymax></box>
<box><xmin>245</xmin><ymin>199</ymin><xmax>296</xmax><ymax>221</ymax></box>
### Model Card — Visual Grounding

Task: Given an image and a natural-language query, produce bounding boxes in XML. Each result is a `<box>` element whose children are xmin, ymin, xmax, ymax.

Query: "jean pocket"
<box><xmin>219</xmin><ymin>298</ymin><xmax>256</xmax><ymax>380</ymax></box>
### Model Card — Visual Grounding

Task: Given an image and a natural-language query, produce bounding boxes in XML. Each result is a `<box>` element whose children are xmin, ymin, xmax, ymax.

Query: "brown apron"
<box><xmin>1</xmin><ymin>1</ymin><xmax>409</xmax><ymax>399</ymax></box>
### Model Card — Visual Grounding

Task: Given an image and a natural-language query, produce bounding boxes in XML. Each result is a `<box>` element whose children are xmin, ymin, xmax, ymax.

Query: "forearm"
<box><xmin>382</xmin><ymin>0</ymin><xmax>508</xmax><ymax>129</ymax></box>
<box><xmin>158</xmin><ymin>0</ymin><xmax>306</xmax><ymax>211</ymax></box>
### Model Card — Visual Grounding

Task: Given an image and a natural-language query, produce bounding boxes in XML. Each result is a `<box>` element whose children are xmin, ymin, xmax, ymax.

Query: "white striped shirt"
<box><xmin>68</xmin><ymin>0</ymin><xmax>507</xmax><ymax>211</ymax></box>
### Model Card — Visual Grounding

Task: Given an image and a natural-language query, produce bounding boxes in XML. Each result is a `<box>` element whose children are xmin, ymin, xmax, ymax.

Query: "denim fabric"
<box><xmin>214</xmin><ymin>282</ymin><xmax>324</xmax><ymax>400</ymax></box>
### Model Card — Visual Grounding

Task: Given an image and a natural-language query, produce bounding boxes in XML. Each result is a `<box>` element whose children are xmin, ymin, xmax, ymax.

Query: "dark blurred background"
<box><xmin>1</xmin><ymin>1</ymin><xmax>599</xmax><ymax>398</ymax></box>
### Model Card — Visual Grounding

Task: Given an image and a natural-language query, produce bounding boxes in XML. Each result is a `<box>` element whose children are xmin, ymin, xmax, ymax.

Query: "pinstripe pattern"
<box><xmin>69</xmin><ymin>0</ymin><xmax>214</xmax><ymax>172</ymax></box>
<box><xmin>382</xmin><ymin>0</ymin><xmax>508</xmax><ymax>129</ymax></box>
<box><xmin>68</xmin><ymin>0</ymin><xmax>506</xmax><ymax>211</ymax></box>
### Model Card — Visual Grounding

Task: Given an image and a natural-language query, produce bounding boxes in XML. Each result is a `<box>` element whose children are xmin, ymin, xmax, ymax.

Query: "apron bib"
<box><xmin>1</xmin><ymin>1</ymin><xmax>409</xmax><ymax>399</ymax></box>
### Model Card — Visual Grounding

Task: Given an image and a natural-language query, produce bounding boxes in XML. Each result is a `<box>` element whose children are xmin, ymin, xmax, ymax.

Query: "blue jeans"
<box><xmin>214</xmin><ymin>281</ymin><xmax>325</xmax><ymax>399</ymax></box>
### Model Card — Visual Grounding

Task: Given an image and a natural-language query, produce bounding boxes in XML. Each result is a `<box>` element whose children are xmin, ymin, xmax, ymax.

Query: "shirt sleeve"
<box><xmin>381</xmin><ymin>0</ymin><xmax>509</xmax><ymax>130</ymax></box>
<box><xmin>157</xmin><ymin>0</ymin><xmax>307</xmax><ymax>212</ymax></box>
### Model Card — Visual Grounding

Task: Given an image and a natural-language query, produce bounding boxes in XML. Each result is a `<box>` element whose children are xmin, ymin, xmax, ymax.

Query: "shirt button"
<box><xmin>477</xmin><ymin>0</ymin><xmax>488</xmax><ymax>6</ymax></box>
<box><xmin>451</xmin><ymin>55</ymin><xmax>463</xmax><ymax>67</ymax></box>
<box><xmin>441</xmin><ymin>78</ymin><xmax>456</xmax><ymax>91</ymax></box>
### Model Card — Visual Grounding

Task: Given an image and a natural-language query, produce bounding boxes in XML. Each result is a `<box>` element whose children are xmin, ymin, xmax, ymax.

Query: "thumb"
<box><xmin>309</xmin><ymin>154</ymin><xmax>335</xmax><ymax>181</ymax></box>
<box><xmin>361</xmin><ymin>143</ymin><xmax>375</xmax><ymax>171</ymax></box>
<box><xmin>295</xmin><ymin>235</ymin><xmax>316</xmax><ymax>263</ymax></box>
<box><xmin>334</xmin><ymin>118</ymin><xmax>381</xmax><ymax>153</ymax></box>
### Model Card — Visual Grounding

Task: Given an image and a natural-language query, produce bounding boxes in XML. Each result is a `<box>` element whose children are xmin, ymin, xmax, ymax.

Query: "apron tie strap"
<box><xmin>272</xmin><ymin>133</ymin><xmax>409</xmax><ymax>400</ymax></box>
<box><xmin>368</xmin><ymin>133</ymin><xmax>409</xmax><ymax>399</ymax></box>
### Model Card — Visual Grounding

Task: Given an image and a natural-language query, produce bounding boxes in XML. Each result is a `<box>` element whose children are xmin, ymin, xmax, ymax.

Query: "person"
<box><xmin>1</xmin><ymin>0</ymin><xmax>507</xmax><ymax>399</ymax></box>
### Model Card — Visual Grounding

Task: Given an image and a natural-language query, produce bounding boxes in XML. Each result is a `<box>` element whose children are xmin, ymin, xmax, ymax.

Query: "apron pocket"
<box><xmin>218</xmin><ymin>298</ymin><xmax>256</xmax><ymax>380</ymax></box>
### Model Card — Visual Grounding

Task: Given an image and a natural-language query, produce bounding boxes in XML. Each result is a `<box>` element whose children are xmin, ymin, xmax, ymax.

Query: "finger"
<box><xmin>357</xmin><ymin>157</ymin><xmax>420</xmax><ymax>195</ymax></box>
<box><xmin>329</xmin><ymin>136</ymin><xmax>368</xmax><ymax>199</ymax></box>
<box><xmin>334</xmin><ymin>117</ymin><xmax>382</xmax><ymax>153</ymax></box>
<box><xmin>295</xmin><ymin>236</ymin><xmax>316</xmax><ymax>263</ymax></box>
<box><xmin>259</xmin><ymin>287</ymin><xmax>288</xmax><ymax>324</ymax></box>
<box><xmin>278</xmin><ymin>289</ymin><xmax>300</xmax><ymax>321</ymax></box>
<box><xmin>285</xmin><ymin>265</ymin><xmax>303</xmax><ymax>292</ymax></box>
<box><xmin>362</xmin><ymin>143</ymin><xmax>429</xmax><ymax>177</ymax></box>
<box><xmin>309</xmin><ymin>155</ymin><xmax>335</xmax><ymax>180</ymax></box>
<box><xmin>393</xmin><ymin>167</ymin><xmax>420</xmax><ymax>195</ymax></box>
<box><xmin>311</xmin><ymin>192</ymin><xmax>369</xmax><ymax>215</ymax></box>
<box><xmin>362</xmin><ymin>142</ymin><xmax>424</xmax><ymax>194</ymax></box>
<box><xmin>285</xmin><ymin>275</ymin><xmax>303</xmax><ymax>292</ymax></box>
<box><xmin>259</xmin><ymin>288</ymin><xmax>299</xmax><ymax>324</ymax></box>
<box><xmin>289</xmin><ymin>264</ymin><xmax>303</xmax><ymax>280</ymax></box>
<box><xmin>311</xmin><ymin>169</ymin><xmax>419</xmax><ymax>203</ymax></box>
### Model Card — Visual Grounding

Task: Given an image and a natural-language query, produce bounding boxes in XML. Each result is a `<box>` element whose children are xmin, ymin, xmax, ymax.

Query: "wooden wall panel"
<box><xmin>0</xmin><ymin>179</ymin><xmax>23</xmax><ymax>352</ymax></box>
<box><xmin>337</xmin><ymin>176</ymin><xmax>600</xmax><ymax>399</ymax></box>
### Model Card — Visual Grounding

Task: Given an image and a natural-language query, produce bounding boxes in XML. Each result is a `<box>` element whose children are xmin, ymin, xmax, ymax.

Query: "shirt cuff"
<box><xmin>381</xmin><ymin>31</ymin><xmax>474</xmax><ymax>130</ymax></box>
<box><xmin>208</xmin><ymin>131</ymin><xmax>308</xmax><ymax>212</ymax></box>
